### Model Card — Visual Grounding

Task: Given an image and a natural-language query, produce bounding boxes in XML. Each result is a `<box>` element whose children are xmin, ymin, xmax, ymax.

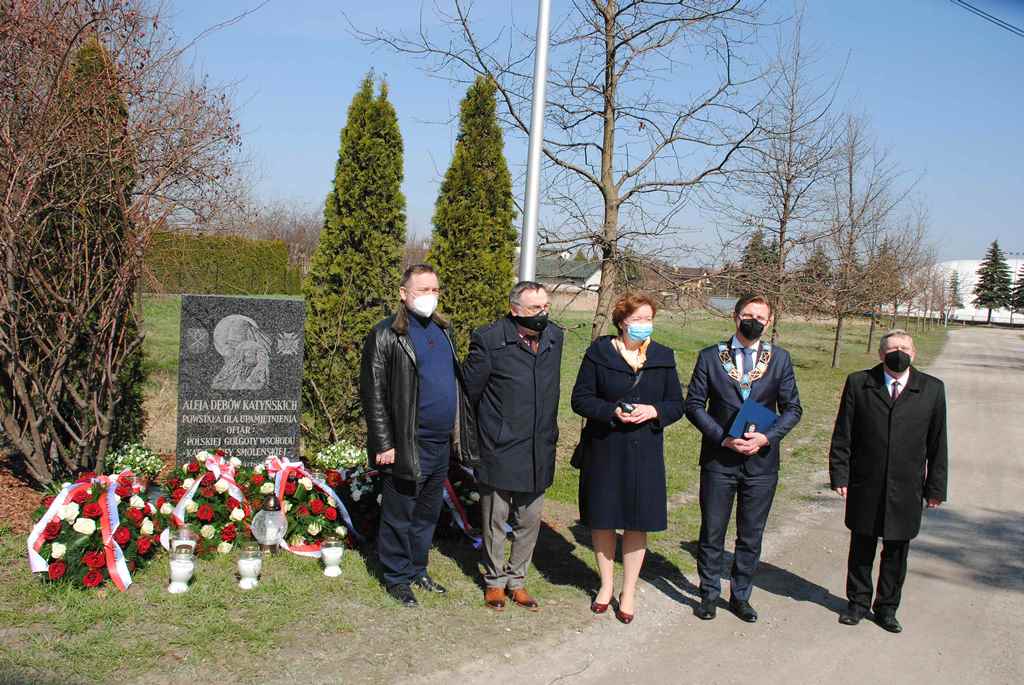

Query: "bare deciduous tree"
<box><xmin>356</xmin><ymin>0</ymin><xmax>765</xmax><ymax>338</ymax></box>
<box><xmin>1</xmin><ymin>0</ymin><xmax>245</xmax><ymax>484</ymax></box>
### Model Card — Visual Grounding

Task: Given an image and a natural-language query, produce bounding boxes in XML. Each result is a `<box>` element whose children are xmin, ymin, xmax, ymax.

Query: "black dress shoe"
<box><xmin>412</xmin><ymin>574</ymin><xmax>447</xmax><ymax>594</ymax></box>
<box><xmin>387</xmin><ymin>584</ymin><xmax>419</xmax><ymax>607</ymax></box>
<box><xmin>695</xmin><ymin>597</ymin><xmax>717</xmax><ymax>620</ymax></box>
<box><xmin>874</xmin><ymin>612</ymin><xmax>902</xmax><ymax>633</ymax></box>
<box><xmin>838</xmin><ymin>605</ymin><xmax>867</xmax><ymax>626</ymax></box>
<box><xmin>729</xmin><ymin>597</ymin><xmax>758</xmax><ymax>623</ymax></box>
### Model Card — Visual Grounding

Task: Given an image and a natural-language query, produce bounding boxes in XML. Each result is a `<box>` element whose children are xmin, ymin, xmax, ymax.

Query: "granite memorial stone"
<box><xmin>176</xmin><ymin>295</ymin><xmax>306</xmax><ymax>465</ymax></box>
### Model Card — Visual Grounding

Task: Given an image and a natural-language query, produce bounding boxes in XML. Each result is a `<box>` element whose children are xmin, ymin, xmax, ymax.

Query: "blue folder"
<box><xmin>728</xmin><ymin>397</ymin><xmax>779</xmax><ymax>438</ymax></box>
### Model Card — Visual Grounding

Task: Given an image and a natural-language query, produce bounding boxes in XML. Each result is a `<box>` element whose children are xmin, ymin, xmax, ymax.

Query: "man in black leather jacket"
<box><xmin>359</xmin><ymin>263</ymin><xmax>478</xmax><ymax>607</ymax></box>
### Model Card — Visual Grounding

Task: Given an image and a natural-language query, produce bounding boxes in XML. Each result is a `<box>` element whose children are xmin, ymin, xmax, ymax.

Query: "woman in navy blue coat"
<box><xmin>570</xmin><ymin>293</ymin><xmax>684</xmax><ymax>623</ymax></box>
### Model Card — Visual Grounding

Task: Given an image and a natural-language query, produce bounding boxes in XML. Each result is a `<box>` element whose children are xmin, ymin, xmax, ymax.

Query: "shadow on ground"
<box><xmin>913</xmin><ymin>506</ymin><xmax>1024</xmax><ymax>593</ymax></box>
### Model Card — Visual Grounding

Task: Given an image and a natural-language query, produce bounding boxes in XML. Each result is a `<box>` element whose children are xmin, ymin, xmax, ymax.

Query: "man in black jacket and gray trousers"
<box><xmin>829</xmin><ymin>329</ymin><xmax>948</xmax><ymax>633</ymax></box>
<box><xmin>360</xmin><ymin>264</ymin><xmax>478</xmax><ymax>608</ymax></box>
<box><xmin>462</xmin><ymin>281</ymin><xmax>563</xmax><ymax>612</ymax></box>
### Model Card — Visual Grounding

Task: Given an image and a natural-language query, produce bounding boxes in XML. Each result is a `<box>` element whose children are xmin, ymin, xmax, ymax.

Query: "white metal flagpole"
<box><xmin>518</xmin><ymin>0</ymin><xmax>551</xmax><ymax>282</ymax></box>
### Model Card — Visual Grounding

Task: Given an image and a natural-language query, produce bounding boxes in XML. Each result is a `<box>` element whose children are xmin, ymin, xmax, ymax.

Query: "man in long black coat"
<box><xmin>829</xmin><ymin>329</ymin><xmax>948</xmax><ymax>633</ymax></box>
<box><xmin>685</xmin><ymin>295</ymin><xmax>803</xmax><ymax>623</ymax></box>
<box><xmin>462</xmin><ymin>281</ymin><xmax>563</xmax><ymax>612</ymax></box>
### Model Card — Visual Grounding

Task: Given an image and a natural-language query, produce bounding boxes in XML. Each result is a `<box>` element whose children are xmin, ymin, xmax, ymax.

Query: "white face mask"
<box><xmin>409</xmin><ymin>294</ymin><xmax>438</xmax><ymax>318</ymax></box>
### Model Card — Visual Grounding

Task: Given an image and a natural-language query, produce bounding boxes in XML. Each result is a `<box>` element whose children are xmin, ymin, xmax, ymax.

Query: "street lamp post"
<box><xmin>518</xmin><ymin>0</ymin><xmax>551</xmax><ymax>282</ymax></box>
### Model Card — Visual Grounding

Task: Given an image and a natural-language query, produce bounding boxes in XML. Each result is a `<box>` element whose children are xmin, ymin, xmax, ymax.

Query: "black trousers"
<box><xmin>846</xmin><ymin>533</ymin><xmax>910</xmax><ymax>614</ymax></box>
<box><xmin>697</xmin><ymin>468</ymin><xmax>778</xmax><ymax>602</ymax></box>
<box><xmin>377</xmin><ymin>439</ymin><xmax>449</xmax><ymax>588</ymax></box>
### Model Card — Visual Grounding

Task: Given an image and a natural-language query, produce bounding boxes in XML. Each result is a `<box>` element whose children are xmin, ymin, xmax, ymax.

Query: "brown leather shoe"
<box><xmin>484</xmin><ymin>587</ymin><xmax>506</xmax><ymax>611</ymax></box>
<box><xmin>509</xmin><ymin>588</ymin><xmax>540</xmax><ymax>612</ymax></box>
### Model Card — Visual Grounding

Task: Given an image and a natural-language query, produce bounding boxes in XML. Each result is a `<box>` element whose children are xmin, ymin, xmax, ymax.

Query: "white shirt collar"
<box><xmin>883</xmin><ymin>368</ymin><xmax>910</xmax><ymax>391</ymax></box>
<box><xmin>730</xmin><ymin>335</ymin><xmax>759</xmax><ymax>352</ymax></box>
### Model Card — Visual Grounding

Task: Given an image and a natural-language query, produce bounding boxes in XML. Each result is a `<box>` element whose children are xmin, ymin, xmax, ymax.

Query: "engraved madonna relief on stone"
<box><xmin>210</xmin><ymin>314</ymin><xmax>272</xmax><ymax>391</ymax></box>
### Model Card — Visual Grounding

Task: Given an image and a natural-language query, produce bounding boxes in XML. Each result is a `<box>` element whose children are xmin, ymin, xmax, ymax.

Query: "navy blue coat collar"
<box><xmin>585</xmin><ymin>335</ymin><xmax>676</xmax><ymax>372</ymax></box>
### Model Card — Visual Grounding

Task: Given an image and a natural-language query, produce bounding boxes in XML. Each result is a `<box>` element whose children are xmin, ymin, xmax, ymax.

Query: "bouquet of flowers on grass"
<box><xmin>27</xmin><ymin>471</ymin><xmax>164</xmax><ymax>590</ymax></box>
<box><xmin>311</xmin><ymin>439</ymin><xmax>364</xmax><ymax>472</ymax></box>
<box><xmin>107</xmin><ymin>443</ymin><xmax>164</xmax><ymax>483</ymax></box>
<box><xmin>325</xmin><ymin>463</ymin><xmax>382</xmax><ymax>545</ymax></box>
<box><xmin>158</xmin><ymin>450</ymin><xmax>250</xmax><ymax>557</ymax></box>
<box><xmin>262</xmin><ymin>456</ymin><xmax>363</xmax><ymax>555</ymax></box>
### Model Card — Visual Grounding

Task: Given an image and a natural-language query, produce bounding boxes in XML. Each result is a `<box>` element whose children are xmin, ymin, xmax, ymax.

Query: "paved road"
<box><xmin>421</xmin><ymin>328</ymin><xmax>1024</xmax><ymax>685</ymax></box>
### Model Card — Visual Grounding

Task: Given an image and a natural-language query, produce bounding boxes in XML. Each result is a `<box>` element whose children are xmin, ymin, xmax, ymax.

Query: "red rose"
<box><xmin>324</xmin><ymin>507</ymin><xmax>338</xmax><ymax>522</ymax></box>
<box><xmin>76</xmin><ymin>471</ymin><xmax>96</xmax><ymax>483</ymax></box>
<box><xmin>284</xmin><ymin>482</ymin><xmax>297</xmax><ymax>496</ymax></box>
<box><xmin>115</xmin><ymin>485</ymin><xmax>132</xmax><ymax>499</ymax></box>
<box><xmin>136</xmin><ymin>536</ymin><xmax>153</xmax><ymax>555</ymax></box>
<box><xmin>82</xmin><ymin>569</ymin><xmax>104</xmax><ymax>588</ymax></box>
<box><xmin>126</xmin><ymin>507</ymin><xmax>144</xmax><ymax>526</ymax></box>
<box><xmin>326</xmin><ymin>471</ymin><xmax>342</xmax><ymax>489</ymax></box>
<box><xmin>187</xmin><ymin>462</ymin><xmax>200</xmax><ymax>474</ymax></box>
<box><xmin>167</xmin><ymin>477</ymin><xmax>181</xmax><ymax>489</ymax></box>
<box><xmin>215</xmin><ymin>449</ymin><xmax>226</xmax><ymax>457</ymax></box>
<box><xmin>117</xmin><ymin>473</ymin><xmax>133</xmax><ymax>487</ymax></box>
<box><xmin>70</xmin><ymin>488</ymin><xmax>89</xmax><ymax>505</ymax></box>
<box><xmin>196</xmin><ymin>504</ymin><xmax>214</xmax><ymax>522</ymax></box>
<box><xmin>201</xmin><ymin>471</ymin><xmax>215</xmax><ymax>486</ymax></box>
<box><xmin>82</xmin><ymin>502</ymin><xmax>103</xmax><ymax>519</ymax></box>
<box><xmin>48</xmin><ymin>560</ymin><xmax>67</xmax><ymax>581</ymax></box>
<box><xmin>156</xmin><ymin>496</ymin><xmax>167</xmax><ymax>509</ymax></box>
<box><xmin>114</xmin><ymin>526</ymin><xmax>131</xmax><ymax>546</ymax></box>
<box><xmin>42</xmin><ymin>495</ymin><xmax>56</xmax><ymax>508</ymax></box>
<box><xmin>309</xmin><ymin>498</ymin><xmax>325</xmax><ymax>515</ymax></box>
<box><xmin>172</xmin><ymin>487</ymin><xmax>187</xmax><ymax>502</ymax></box>
<box><xmin>199</xmin><ymin>486</ymin><xmax>216</xmax><ymax>499</ymax></box>
<box><xmin>220</xmin><ymin>524</ymin><xmax>237</xmax><ymax>542</ymax></box>
<box><xmin>250</xmin><ymin>474</ymin><xmax>265</xmax><ymax>487</ymax></box>
<box><xmin>83</xmin><ymin>550</ymin><xmax>106</xmax><ymax>570</ymax></box>
<box><xmin>296</xmin><ymin>505</ymin><xmax>310</xmax><ymax>518</ymax></box>
<box><xmin>227</xmin><ymin>497</ymin><xmax>240</xmax><ymax>510</ymax></box>
<box><xmin>43</xmin><ymin>519</ymin><xmax>62</xmax><ymax>541</ymax></box>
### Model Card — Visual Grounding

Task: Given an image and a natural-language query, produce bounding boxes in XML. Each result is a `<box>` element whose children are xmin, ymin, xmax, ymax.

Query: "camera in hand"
<box><xmin>617</xmin><ymin>401</ymin><xmax>636</xmax><ymax>414</ymax></box>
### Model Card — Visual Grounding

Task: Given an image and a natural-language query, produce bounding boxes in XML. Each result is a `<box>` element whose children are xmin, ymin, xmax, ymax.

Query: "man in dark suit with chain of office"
<box><xmin>685</xmin><ymin>294</ymin><xmax>803</xmax><ymax>623</ymax></box>
<box><xmin>829</xmin><ymin>328</ymin><xmax>948</xmax><ymax>633</ymax></box>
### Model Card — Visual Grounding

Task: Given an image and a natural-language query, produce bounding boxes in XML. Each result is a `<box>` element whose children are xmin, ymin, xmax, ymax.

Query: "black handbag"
<box><xmin>570</xmin><ymin>370</ymin><xmax>644</xmax><ymax>470</ymax></box>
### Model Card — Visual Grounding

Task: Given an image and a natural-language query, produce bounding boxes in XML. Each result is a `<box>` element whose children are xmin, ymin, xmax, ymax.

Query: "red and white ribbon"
<box><xmin>441</xmin><ymin>479</ymin><xmax>482</xmax><ymax>549</ymax></box>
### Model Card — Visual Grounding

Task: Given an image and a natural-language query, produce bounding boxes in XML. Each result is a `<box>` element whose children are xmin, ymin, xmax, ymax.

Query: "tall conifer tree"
<box><xmin>429</xmin><ymin>76</ymin><xmax>517</xmax><ymax>351</ymax></box>
<box><xmin>303</xmin><ymin>74</ymin><xmax>406</xmax><ymax>447</ymax></box>
<box><xmin>972</xmin><ymin>240</ymin><xmax>1012</xmax><ymax>323</ymax></box>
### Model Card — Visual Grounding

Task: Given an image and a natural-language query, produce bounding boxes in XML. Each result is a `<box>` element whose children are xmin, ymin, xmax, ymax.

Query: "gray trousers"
<box><xmin>480</xmin><ymin>485</ymin><xmax>544</xmax><ymax>589</ymax></box>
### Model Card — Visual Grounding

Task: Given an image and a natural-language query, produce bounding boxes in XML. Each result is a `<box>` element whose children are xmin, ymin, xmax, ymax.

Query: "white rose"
<box><xmin>307</xmin><ymin>522</ymin><xmax>322</xmax><ymax>536</ymax></box>
<box><xmin>214</xmin><ymin>479</ymin><xmax>229</xmax><ymax>494</ymax></box>
<box><xmin>160</xmin><ymin>502</ymin><xmax>174</xmax><ymax>515</ymax></box>
<box><xmin>229</xmin><ymin>507</ymin><xmax>245</xmax><ymax>521</ymax></box>
<box><xmin>229</xmin><ymin>457</ymin><xmax>242</xmax><ymax>468</ymax></box>
<box><xmin>182</xmin><ymin>478</ymin><xmax>195</xmax><ymax>489</ymax></box>
<box><xmin>186</xmin><ymin>501</ymin><xmax>198</xmax><ymax>514</ymax></box>
<box><xmin>352</xmin><ymin>491</ymin><xmax>361</xmax><ymax>502</ymax></box>
<box><xmin>196</xmin><ymin>450</ymin><xmax>212</xmax><ymax>461</ymax></box>
<box><xmin>299</xmin><ymin>477</ymin><xmax>312</xmax><ymax>491</ymax></box>
<box><xmin>335</xmin><ymin>526</ymin><xmax>347</xmax><ymax>538</ymax></box>
<box><xmin>259</xmin><ymin>482</ymin><xmax>274</xmax><ymax>495</ymax></box>
<box><xmin>140</xmin><ymin>518</ymin><xmax>154</xmax><ymax>536</ymax></box>
<box><xmin>253</xmin><ymin>464</ymin><xmax>265</xmax><ymax>474</ymax></box>
<box><xmin>59</xmin><ymin>502</ymin><xmax>80</xmax><ymax>522</ymax></box>
<box><xmin>51</xmin><ymin>542</ymin><xmax>66</xmax><ymax>559</ymax></box>
<box><xmin>217</xmin><ymin>541</ymin><xmax>233</xmax><ymax>554</ymax></box>
<box><xmin>73</xmin><ymin>517</ymin><xmax>96</xmax><ymax>536</ymax></box>
<box><xmin>200</xmin><ymin>524</ymin><xmax>215</xmax><ymax>539</ymax></box>
<box><xmin>283</xmin><ymin>500</ymin><xmax>292</xmax><ymax>512</ymax></box>
<box><xmin>129</xmin><ymin>495</ymin><xmax>146</xmax><ymax>509</ymax></box>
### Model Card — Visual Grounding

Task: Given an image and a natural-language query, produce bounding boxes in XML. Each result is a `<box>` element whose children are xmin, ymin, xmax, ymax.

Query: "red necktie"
<box><xmin>891</xmin><ymin>381</ymin><xmax>901</xmax><ymax>400</ymax></box>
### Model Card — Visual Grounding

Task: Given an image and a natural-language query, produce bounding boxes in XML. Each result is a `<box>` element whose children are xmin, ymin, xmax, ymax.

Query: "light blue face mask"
<box><xmin>627</xmin><ymin>322</ymin><xmax>653</xmax><ymax>342</ymax></box>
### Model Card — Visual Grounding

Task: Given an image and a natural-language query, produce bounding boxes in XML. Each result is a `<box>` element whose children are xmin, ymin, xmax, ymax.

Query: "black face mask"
<box><xmin>513</xmin><ymin>312</ymin><xmax>549</xmax><ymax>333</ymax></box>
<box><xmin>738</xmin><ymin>318</ymin><xmax>765</xmax><ymax>341</ymax></box>
<box><xmin>884</xmin><ymin>350</ymin><xmax>912</xmax><ymax>374</ymax></box>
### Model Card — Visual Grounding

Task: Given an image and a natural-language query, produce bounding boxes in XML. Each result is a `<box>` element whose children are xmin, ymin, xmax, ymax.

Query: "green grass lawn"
<box><xmin>0</xmin><ymin>298</ymin><xmax>948</xmax><ymax>684</ymax></box>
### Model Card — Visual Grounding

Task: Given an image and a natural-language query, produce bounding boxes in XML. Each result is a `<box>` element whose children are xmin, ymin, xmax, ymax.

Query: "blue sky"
<box><xmin>169</xmin><ymin>0</ymin><xmax>1023</xmax><ymax>262</ymax></box>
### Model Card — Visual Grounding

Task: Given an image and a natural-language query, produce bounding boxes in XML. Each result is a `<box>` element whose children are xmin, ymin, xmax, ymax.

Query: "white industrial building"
<box><xmin>940</xmin><ymin>258</ymin><xmax>1024</xmax><ymax>324</ymax></box>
